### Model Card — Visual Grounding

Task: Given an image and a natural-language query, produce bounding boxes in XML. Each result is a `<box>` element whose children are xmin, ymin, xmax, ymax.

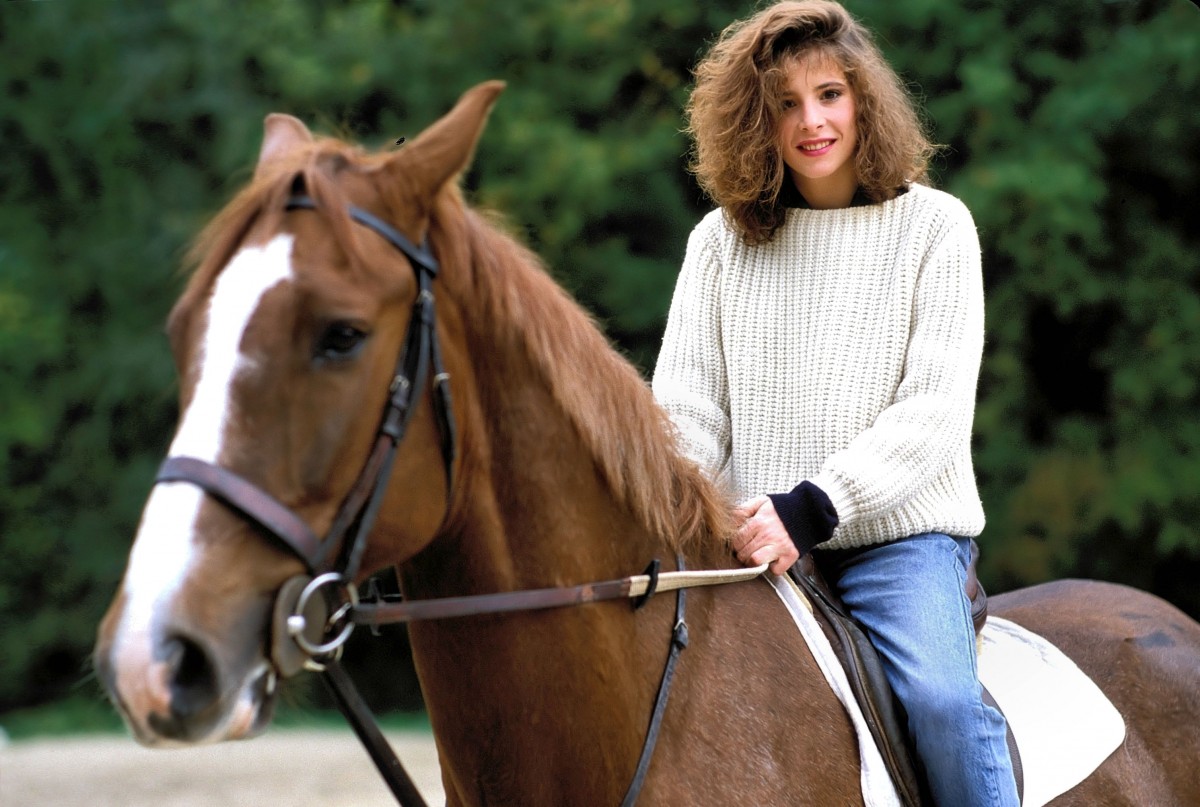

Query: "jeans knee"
<box><xmin>901</xmin><ymin>676</ymin><xmax>986</xmax><ymax>740</ymax></box>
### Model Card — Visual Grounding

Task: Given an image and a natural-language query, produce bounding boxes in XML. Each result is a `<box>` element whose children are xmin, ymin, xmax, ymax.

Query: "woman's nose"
<box><xmin>799</xmin><ymin>102</ymin><xmax>824</xmax><ymax>131</ymax></box>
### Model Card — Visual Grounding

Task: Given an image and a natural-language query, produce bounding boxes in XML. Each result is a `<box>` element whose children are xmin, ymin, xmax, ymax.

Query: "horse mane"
<box><xmin>182</xmin><ymin>135</ymin><xmax>733</xmax><ymax>554</ymax></box>
<box><xmin>434</xmin><ymin>196</ymin><xmax>734</xmax><ymax>553</ymax></box>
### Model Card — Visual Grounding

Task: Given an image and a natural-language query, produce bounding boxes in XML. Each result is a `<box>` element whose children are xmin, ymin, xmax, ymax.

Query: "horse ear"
<box><xmin>387</xmin><ymin>81</ymin><xmax>505</xmax><ymax>200</ymax></box>
<box><xmin>255</xmin><ymin>113</ymin><xmax>314</xmax><ymax>179</ymax></box>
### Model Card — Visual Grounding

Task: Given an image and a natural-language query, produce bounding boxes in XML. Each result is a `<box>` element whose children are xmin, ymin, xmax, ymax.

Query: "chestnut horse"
<box><xmin>96</xmin><ymin>82</ymin><xmax>1200</xmax><ymax>805</ymax></box>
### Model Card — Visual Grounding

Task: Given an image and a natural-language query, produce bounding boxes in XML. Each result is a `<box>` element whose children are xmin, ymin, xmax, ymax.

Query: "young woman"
<box><xmin>651</xmin><ymin>2</ymin><xmax>1020</xmax><ymax>804</ymax></box>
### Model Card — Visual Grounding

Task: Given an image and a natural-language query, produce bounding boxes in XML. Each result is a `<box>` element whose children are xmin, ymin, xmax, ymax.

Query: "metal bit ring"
<box><xmin>288</xmin><ymin>572</ymin><xmax>359</xmax><ymax>658</ymax></box>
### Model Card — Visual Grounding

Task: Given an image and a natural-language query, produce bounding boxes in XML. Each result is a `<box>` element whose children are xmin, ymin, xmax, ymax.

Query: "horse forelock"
<box><xmin>183</xmin><ymin>139</ymin><xmax>388</xmax><ymax>297</ymax></box>
<box><xmin>436</xmin><ymin>202</ymin><xmax>734</xmax><ymax>554</ymax></box>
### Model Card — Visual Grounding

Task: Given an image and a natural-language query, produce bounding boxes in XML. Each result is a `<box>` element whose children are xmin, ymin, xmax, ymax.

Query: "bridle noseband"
<box><xmin>151</xmin><ymin>193</ymin><xmax>761</xmax><ymax>806</ymax></box>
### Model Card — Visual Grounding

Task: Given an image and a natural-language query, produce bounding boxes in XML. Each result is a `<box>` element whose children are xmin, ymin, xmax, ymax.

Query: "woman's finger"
<box><xmin>733</xmin><ymin>495</ymin><xmax>768</xmax><ymax>521</ymax></box>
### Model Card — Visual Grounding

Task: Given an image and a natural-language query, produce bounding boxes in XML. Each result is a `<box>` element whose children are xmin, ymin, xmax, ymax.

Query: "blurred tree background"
<box><xmin>1</xmin><ymin>0</ymin><xmax>1197</xmax><ymax>716</ymax></box>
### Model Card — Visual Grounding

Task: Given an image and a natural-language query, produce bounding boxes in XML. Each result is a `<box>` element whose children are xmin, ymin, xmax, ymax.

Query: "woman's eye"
<box><xmin>316</xmin><ymin>322</ymin><xmax>368</xmax><ymax>361</ymax></box>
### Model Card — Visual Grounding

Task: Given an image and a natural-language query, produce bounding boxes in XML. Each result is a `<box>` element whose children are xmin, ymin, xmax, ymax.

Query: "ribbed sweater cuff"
<box><xmin>768</xmin><ymin>481</ymin><xmax>840</xmax><ymax>556</ymax></box>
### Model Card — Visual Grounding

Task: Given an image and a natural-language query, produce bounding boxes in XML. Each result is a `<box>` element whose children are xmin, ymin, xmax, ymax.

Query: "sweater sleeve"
<box><xmin>652</xmin><ymin>220</ymin><xmax>731</xmax><ymax>480</ymax></box>
<box><xmin>810</xmin><ymin>202</ymin><xmax>985</xmax><ymax>526</ymax></box>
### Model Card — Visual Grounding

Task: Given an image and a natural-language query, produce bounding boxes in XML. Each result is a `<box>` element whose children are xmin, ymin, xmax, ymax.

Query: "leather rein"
<box><xmin>152</xmin><ymin>193</ymin><xmax>764</xmax><ymax>805</ymax></box>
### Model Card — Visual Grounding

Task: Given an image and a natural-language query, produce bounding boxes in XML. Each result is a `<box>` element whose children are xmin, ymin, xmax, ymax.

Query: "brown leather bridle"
<box><xmin>155</xmin><ymin>192</ymin><xmax>457</xmax><ymax>805</ymax></box>
<box><xmin>152</xmin><ymin>192</ymin><xmax>760</xmax><ymax>805</ymax></box>
<box><xmin>158</xmin><ymin>193</ymin><xmax>456</xmax><ymax>579</ymax></box>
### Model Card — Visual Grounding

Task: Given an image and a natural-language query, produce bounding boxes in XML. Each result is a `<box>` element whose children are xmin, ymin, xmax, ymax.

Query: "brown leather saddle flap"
<box><xmin>788</xmin><ymin>540</ymin><xmax>1021</xmax><ymax>807</ymax></box>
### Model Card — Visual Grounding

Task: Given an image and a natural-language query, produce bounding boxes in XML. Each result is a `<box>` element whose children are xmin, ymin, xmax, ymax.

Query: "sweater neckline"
<box><xmin>781</xmin><ymin>182</ymin><xmax>911</xmax><ymax>210</ymax></box>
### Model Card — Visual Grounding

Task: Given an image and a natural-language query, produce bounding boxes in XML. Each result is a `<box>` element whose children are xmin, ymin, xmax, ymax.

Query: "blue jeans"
<box><xmin>816</xmin><ymin>533</ymin><xmax>1019</xmax><ymax>807</ymax></box>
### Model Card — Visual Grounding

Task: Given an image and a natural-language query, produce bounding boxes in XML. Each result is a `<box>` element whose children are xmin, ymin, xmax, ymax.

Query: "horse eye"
<box><xmin>316</xmin><ymin>322</ymin><xmax>368</xmax><ymax>361</ymax></box>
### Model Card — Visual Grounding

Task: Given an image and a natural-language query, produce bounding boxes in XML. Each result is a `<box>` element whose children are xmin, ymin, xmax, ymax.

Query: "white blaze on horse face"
<box><xmin>116</xmin><ymin>234</ymin><xmax>296</xmax><ymax>680</ymax></box>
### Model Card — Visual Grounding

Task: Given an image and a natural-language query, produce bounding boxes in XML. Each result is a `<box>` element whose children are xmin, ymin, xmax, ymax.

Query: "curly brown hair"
<box><xmin>686</xmin><ymin>0</ymin><xmax>936</xmax><ymax>244</ymax></box>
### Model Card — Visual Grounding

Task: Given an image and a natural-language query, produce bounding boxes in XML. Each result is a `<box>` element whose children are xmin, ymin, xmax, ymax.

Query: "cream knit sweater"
<box><xmin>652</xmin><ymin>183</ymin><xmax>986</xmax><ymax>550</ymax></box>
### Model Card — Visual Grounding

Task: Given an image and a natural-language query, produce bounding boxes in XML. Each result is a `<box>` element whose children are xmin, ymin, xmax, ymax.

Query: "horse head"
<box><xmin>94</xmin><ymin>82</ymin><xmax>505</xmax><ymax>746</ymax></box>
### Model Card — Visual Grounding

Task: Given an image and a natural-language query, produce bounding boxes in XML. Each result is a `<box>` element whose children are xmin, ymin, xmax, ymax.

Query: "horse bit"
<box><xmin>153</xmin><ymin>191</ymin><xmax>763</xmax><ymax>805</ymax></box>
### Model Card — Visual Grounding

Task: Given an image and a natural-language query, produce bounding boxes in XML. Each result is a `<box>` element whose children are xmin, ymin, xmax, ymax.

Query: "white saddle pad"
<box><xmin>977</xmin><ymin>616</ymin><xmax>1125</xmax><ymax>806</ymax></box>
<box><xmin>767</xmin><ymin>575</ymin><xmax>1125</xmax><ymax>807</ymax></box>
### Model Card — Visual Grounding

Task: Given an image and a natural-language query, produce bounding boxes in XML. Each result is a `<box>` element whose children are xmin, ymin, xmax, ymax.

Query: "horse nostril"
<box><xmin>163</xmin><ymin>633</ymin><xmax>219</xmax><ymax>723</ymax></box>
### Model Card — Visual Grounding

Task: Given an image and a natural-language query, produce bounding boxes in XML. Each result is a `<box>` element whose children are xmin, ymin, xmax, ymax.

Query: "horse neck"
<box><xmin>405</xmin><ymin>209</ymin><xmax>694</xmax><ymax>597</ymax></box>
<box><xmin>404</xmin><ymin>325</ymin><xmax>662</xmax><ymax>596</ymax></box>
<box><xmin>397</xmin><ymin>348</ymin><xmax>673</xmax><ymax>803</ymax></box>
<box><xmin>393</xmin><ymin>215</ymin><xmax>720</xmax><ymax>803</ymax></box>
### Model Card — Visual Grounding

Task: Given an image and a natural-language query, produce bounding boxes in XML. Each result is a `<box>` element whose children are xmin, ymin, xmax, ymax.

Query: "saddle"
<box><xmin>789</xmin><ymin>540</ymin><xmax>1023</xmax><ymax>807</ymax></box>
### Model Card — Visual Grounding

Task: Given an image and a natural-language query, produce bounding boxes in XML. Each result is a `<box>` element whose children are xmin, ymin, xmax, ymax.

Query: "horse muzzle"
<box><xmin>95</xmin><ymin>597</ymin><xmax>277</xmax><ymax>746</ymax></box>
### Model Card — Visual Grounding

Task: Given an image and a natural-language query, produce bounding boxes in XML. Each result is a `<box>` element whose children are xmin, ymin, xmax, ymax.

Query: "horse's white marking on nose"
<box><xmin>168</xmin><ymin>234</ymin><xmax>296</xmax><ymax>463</ymax></box>
<box><xmin>116</xmin><ymin>234</ymin><xmax>295</xmax><ymax>661</ymax></box>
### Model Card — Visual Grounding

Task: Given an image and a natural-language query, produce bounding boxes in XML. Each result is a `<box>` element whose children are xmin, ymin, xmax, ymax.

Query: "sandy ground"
<box><xmin>1</xmin><ymin>729</ymin><xmax>444</xmax><ymax>807</ymax></box>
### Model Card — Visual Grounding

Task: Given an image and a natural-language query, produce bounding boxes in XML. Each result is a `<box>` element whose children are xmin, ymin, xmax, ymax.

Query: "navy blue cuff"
<box><xmin>767</xmin><ymin>481</ymin><xmax>839</xmax><ymax>556</ymax></box>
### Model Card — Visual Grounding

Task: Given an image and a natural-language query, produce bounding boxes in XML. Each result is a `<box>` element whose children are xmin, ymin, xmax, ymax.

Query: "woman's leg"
<box><xmin>818</xmin><ymin>533</ymin><xmax>1019</xmax><ymax>807</ymax></box>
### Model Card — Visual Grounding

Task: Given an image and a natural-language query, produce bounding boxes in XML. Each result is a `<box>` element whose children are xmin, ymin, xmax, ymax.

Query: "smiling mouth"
<box><xmin>800</xmin><ymin>140</ymin><xmax>835</xmax><ymax>152</ymax></box>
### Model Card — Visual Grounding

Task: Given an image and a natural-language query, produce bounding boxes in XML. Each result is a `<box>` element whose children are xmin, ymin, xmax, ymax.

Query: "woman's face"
<box><xmin>776</xmin><ymin>55</ymin><xmax>859</xmax><ymax>209</ymax></box>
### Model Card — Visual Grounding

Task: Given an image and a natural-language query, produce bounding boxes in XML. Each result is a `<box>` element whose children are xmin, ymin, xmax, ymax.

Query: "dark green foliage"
<box><xmin>1</xmin><ymin>0</ymin><xmax>1197</xmax><ymax>713</ymax></box>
